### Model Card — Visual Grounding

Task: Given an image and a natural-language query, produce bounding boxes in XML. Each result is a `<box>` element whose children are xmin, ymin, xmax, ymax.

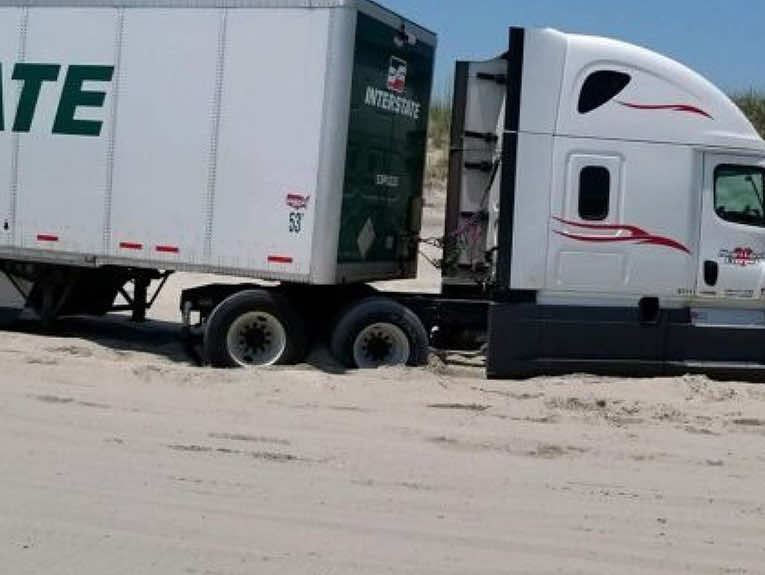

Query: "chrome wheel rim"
<box><xmin>226</xmin><ymin>311</ymin><xmax>287</xmax><ymax>367</ymax></box>
<box><xmin>352</xmin><ymin>323</ymin><xmax>410</xmax><ymax>368</ymax></box>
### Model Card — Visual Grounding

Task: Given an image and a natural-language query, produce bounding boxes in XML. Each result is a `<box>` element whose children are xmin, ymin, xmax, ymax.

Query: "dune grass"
<box><xmin>732</xmin><ymin>90</ymin><xmax>765</xmax><ymax>138</ymax></box>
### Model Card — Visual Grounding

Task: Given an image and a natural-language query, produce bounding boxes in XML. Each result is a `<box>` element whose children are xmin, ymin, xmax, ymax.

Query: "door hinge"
<box><xmin>464</xmin><ymin>161</ymin><xmax>494</xmax><ymax>173</ymax></box>
<box><xmin>464</xmin><ymin>130</ymin><xmax>499</xmax><ymax>144</ymax></box>
<box><xmin>476</xmin><ymin>72</ymin><xmax>507</xmax><ymax>85</ymax></box>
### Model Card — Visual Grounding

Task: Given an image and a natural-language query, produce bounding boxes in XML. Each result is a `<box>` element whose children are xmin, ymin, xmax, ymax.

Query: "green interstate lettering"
<box><xmin>12</xmin><ymin>63</ymin><xmax>61</xmax><ymax>132</ymax></box>
<box><xmin>0</xmin><ymin>62</ymin><xmax>114</xmax><ymax>137</ymax></box>
<box><xmin>53</xmin><ymin>65</ymin><xmax>114</xmax><ymax>136</ymax></box>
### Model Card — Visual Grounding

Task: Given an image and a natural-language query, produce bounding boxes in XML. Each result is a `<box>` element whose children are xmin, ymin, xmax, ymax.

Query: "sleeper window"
<box><xmin>715</xmin><ymin>165</ymin><xmax>765</xmax><ymax>227</ymax></box>
<box><xmin>579</xmin><ymin>166</ymin><xmax>610</xmax><ymax>221</ymax></box>
<box><xmin>578</xmin><ymin>70</ymin><xmax>631</xmax><ymax>114</ymax></box>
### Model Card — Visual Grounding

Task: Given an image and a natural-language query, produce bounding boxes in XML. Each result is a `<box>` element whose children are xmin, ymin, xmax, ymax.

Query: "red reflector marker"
<box><xmin>119</xmin><ymin>242</ymin><xmax>143</xmax><ymax>250</ymax></box>
<box><xmin>268</xmin><ymin>255</ymin><xmax>293</xmax><ymax>264</ymax></box>
<box><xmin>156</xmin><ymin>245</ymin><xmax>180</xmax><ymax>254</ymax></box>
<box><xmin>37</xmin><ymin>234</ymin><xmax>58</xmax><ymax>242</ymax></box>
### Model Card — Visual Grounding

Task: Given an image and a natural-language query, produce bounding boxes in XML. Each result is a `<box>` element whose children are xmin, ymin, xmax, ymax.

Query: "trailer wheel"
<box><xmin>330</xmin><ymin>297</ymin><xmax>429</xmax><ymax>369</ymax></box>
<box><xmin>204</xmin><ymin>290</ymin><xmax>307</xmax><ymax>368</ymax></box>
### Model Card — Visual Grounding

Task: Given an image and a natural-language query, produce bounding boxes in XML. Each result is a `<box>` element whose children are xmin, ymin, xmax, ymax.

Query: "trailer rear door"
<box><xmin>335</xmin><ymin>13</ymin><xmax>434</xmax><ymax>281</ymax></box>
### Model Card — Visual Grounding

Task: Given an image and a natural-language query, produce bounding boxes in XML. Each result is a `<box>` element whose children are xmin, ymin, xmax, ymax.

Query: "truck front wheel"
<box><xmin>204</xmin><ymin>290</ymin><xmax>307</xmax><ymax>368</ymax></box>
<box><xmin>330</xmin><ymin>297</ymin><xmax>429</xmax><ymax>369</ymax></box>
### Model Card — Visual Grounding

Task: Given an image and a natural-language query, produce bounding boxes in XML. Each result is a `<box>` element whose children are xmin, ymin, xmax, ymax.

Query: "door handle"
<box><xmin>704</xmin><ymin>260</ymin><xmax>719</xmax><ymax>287</ymax></box>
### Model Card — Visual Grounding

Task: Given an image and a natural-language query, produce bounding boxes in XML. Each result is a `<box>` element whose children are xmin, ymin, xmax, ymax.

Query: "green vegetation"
<box><xmin>428</xmin><ymin>99</ymin><xmax>452</xmax><ymax>150</ymax></box>
<box><xmin>424</xmin><ymin>97</ymin><xmax>452</xmax><ymax>195</ymax></box>
<box><xmin>732</xmin><ymin>91</ymin><xmax>765</xmax><ymax>138</ymax></box>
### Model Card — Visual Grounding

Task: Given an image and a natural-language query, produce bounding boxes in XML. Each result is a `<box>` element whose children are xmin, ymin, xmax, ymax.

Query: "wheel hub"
<box><xmin>362</xmin><ymin>330</ymin><xmax>394</xmax><ymax>362</ymax></box>
<box><xmin>242</xmin><ymin>321</ymin><xmax>270</xmax><ymax>353</ymax></box>
<box><xmin>352</xmin><ymin>323</ymin><xmax>411</xmax><ymax>369</ymax></box>
<box><xmin>226</xmin><ymin>311</ymin><xmax>287</xmax><ymax>367</ymax></box>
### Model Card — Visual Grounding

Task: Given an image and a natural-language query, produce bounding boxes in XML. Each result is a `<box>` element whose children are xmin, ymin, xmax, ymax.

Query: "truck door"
<box><xmin>698</xmin><ymin>155</ymin><xmax>765</xmax><ymax>300</ymax></box>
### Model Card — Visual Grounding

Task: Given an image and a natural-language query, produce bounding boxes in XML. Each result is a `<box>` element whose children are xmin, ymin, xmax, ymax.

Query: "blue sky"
<box><xmin>382</xmin><ymin>0</ymin><xmax>765</xmax><ymax>97</ymax></box>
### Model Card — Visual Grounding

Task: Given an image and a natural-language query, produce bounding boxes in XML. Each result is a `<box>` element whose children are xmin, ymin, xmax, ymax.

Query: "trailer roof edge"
<box><xmin>0</xmin><ymin>0</ymin><xmax>437</xmax><ymax>45</ymax></box>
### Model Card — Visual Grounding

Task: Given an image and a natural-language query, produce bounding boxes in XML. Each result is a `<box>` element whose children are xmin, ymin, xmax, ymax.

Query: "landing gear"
<box><xmin>131</xmin><ymin>276</ymin><xmax>150</xmax><ymax>322</ymax></box>
<box><xmin>0</xmin><ymin>261</ymin><xmax>171</xmax><ymax>326</ymax></box>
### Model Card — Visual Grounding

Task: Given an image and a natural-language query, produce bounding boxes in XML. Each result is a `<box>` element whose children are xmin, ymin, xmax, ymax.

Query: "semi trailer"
<box><xmin>1</xmin><ymin>1</ymin><xmax>765</xmax><ymax>380</ymax></box>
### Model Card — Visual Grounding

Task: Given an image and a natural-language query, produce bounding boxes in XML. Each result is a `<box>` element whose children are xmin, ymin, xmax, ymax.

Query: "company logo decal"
<box><xmin>616</xmin><ymin>101</ymin><xmax>712</xmax><ymax>119</ymax></box>
<box><xmin>553</xmin><ymin>217</ymin><xmax>691</xmax><ymax>254</ymax></box>
<box><xmin>286</xmin><ymin>193</ymin><xmax>310</xmax><ymax>210</ymax></box>
<box><xmin>364</xmin><ymin>55</ymin><xmax>421</xmax><ymax>120</ymax></box>
<box><xmin>387</xmin><ymin>56</ymin><xmax>407</xmax><ymax>94</ymax></box>
<box><xmin>719</xmin><ymin>247</ymin><xmax>765</xmax><ymax>267</ymax></box>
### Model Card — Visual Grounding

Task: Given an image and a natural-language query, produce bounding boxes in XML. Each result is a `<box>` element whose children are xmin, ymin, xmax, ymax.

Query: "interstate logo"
<box><xmin>363</xmin><ymin>55</ymin><xmax>422</xmax><ymax>120</ymax></box>
<box><xmin>0</xmin><ymin>63</ymin><xmax>114</xmax><ymax>137</ymax></box>
<box><xmin>387</xmin><ymin>56</ymin><xmax>407</xmax><ymax>93</ymax></box>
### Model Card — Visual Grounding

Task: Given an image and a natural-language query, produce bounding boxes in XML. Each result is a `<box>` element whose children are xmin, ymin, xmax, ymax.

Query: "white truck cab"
<box><xmin>446</xmin><ymin>28</ymin><xmax>765</xmax><ymax>378</ymax></box>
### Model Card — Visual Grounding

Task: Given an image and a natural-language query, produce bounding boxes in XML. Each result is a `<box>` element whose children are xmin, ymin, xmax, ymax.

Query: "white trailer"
<box><xmin>0</xmin><ymin>0</ymin><xmax>434</xmax><ymax>286</ymax></box>
<box><xmin>3</xmin><ymin>1</ymin><xmax>765</xmax><ymax>380</ymax></box>
<box><xmin>0</xmin><ymin>0</ymin><xmax>438</xmax><ymax>364</ymax></box>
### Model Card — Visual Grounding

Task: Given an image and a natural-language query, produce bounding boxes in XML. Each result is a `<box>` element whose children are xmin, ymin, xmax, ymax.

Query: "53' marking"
<box><xmin>289</xmin><ymin>212</ymin><xmax>303</xmax><ymax>234</ymax></box>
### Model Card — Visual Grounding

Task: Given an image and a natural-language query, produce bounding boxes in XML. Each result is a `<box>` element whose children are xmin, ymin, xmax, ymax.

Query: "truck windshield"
<box><xmin>715</xmin><ymin>165</ymin><xmax>765</xmax><ymax>227</ymax></box>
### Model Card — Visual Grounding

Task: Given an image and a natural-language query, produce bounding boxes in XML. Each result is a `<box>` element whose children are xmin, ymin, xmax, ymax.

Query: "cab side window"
<box><xmin>579</xmin><ymin>166</ymin><xmax>610</xmax><ymax>221</ymax></box>
<box><xmin>715</xmin><ymin>165</ymin><xmax>765</xmax><ymax>227</ymax></box>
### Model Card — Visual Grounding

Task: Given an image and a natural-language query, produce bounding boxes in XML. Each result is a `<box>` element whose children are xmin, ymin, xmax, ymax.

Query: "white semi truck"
<box><xmin>1</xmin><ymin>0</ymin><xmax>765</xmax><ymax>379</ymax></box>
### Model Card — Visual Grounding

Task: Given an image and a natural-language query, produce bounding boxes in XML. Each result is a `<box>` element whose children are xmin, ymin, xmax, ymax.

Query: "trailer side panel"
<box><xmin>16</xmin><ymin>8</ymin><xmax>117</xmax><ymax>254</ymax></box>
<box><xmin>109</xmin><ymin>9</ymin><xmax>219</xmax><ymax>263</ymax></box>
<box><xmin>209</xmin><ymin>8</ymin><xmax>331</xmax><ymax>278</ymax></box>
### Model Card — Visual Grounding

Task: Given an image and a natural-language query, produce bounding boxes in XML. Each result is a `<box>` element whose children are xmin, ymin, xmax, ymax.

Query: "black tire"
<box><xmin>204</xmin><ymin>289</ymin><xmax>308</xmax><ymax>368</ymax></box>
<box><xmin>330</xmin><ymin>296</ymin><xmax>429</xmax><ymax>369</ymax></box>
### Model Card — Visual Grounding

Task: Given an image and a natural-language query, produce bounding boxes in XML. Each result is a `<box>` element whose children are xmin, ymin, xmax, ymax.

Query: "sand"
<box><xmin>1</xmin><ymin>205</ymin><xmax>765</xmax><ymax>574</ymax></box>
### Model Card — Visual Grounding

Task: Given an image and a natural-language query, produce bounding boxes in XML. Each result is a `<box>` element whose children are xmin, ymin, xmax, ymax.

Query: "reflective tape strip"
<box><xmin>268</xmin><ymin>256</ymin><xmax>293</xmax><ymax>264</ymax></box>
<box><xmin>119</xmin><ymin>242</ymin><xmax>143</xmax><ymax>250</ymax></box>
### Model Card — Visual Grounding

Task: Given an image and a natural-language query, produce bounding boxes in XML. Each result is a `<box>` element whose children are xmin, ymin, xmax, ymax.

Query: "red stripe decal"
<box><xmin>37</xmin><ymin>234</ymin><xmax>58</xmax><ymax>242</ymax></box>
<box><xmin>268</xmin><ymin>256</ymin><xmax>293</xmax><ymax>264</ymax></box>
<box><xmin>617</xmin><ymin>101</ymin><xmax>712</xmax><ymax>119</ymax></box>
<box><xmin>156</xmin><ymin>245</ymin><xmax>179</xmax><ymax>254</ymax></box>
<box><xmin>119</xmin><ymin>242</ymin><xmax>143</xmax><ymax>250</ymax></box>
<box><xmin>553</xmin><ymin>217</ymin><xmax>690</xmax><ymax>254</ymax></box>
